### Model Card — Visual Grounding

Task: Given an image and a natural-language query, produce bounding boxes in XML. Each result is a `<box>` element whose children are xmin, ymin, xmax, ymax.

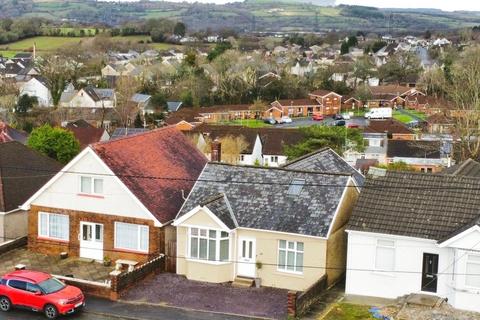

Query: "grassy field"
<box><xmin>393</xmin><ymin>110</ymin><xmax>427</xmax><ymax>124</ymax></box>
<box><xmin>0</xmin><ymin>36</ymin><xmax>181</xmax><ymax>57</ymax></box>
<box><xmin>323</xmin><ymin>303</ymin><xmax>375</xmax><ymax>320</ymax></box>
<box><xmin>220</xmin><ymin>119</ymin><xmax>272</xmax><ymax>128</ymax></box>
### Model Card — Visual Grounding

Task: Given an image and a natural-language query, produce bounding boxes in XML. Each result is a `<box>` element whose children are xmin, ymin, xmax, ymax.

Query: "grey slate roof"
<box><xmin>167</xmin><ymin>101</ymin><xmax>183</xmax><ymax>112</ymax></box>
<box><xmin>201</xmin><ymin>194</ymin><xmax>237</xmax><ymax>229</ymax></box>
<box><xmin>283</xmin><ymin>148</ymin><xmax>365</xmax><ymax>187</ymax></box>
<box><xmin>177</xmin><ymin>163</ymin><xmax>352</xmax><ymax>237</ymax></box>
<box><xmin>444</xmin><ymin>159</ymin><xmax>480</xmax><ymax>177</ymax></box>
<box><xmin>347</xmin><ymin>171</ymin><xmax>480</xmax><ymax>241</ymax></box>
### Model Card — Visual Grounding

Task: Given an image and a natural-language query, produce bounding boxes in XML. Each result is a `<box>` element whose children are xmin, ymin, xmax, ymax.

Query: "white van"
<box><xmin>364</xmin><ymin>107</ymin><xmax>392</xmax><ymax>119</ymax></box>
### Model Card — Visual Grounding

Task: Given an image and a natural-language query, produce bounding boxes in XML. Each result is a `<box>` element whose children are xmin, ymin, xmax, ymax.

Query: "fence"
<box><xmin>288</xmin><ymin>275</ymin><xmax>327</xmax><ymax>317</ymax></box>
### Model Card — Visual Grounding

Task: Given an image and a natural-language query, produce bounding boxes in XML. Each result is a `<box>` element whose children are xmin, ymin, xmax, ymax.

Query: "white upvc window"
<box><xmin>114</xmin><ymin>222</ymin><xmax>149</xmax><ymax>252</ymax></box>
<box><xmin>271</xmin><ymin>156</ymin><xmax>279</xmax><ymax>163</ymax></box>
<box><xmin>38</xmin><ymin>212</ymin><xmax>69</xmax><ymax>241</ymax></box>
<box><xmin>375</xmin><ymin>239</ymin><xmax>395</xmax><ymax>271</ymax></box>
<box><xmin>189</xmin><ymin>228</ymin><xmax>229</xmax><ymax>262</ymax></box>
<box><xmin>278</xmin><ymin>240</ymin><xmax>304</xmax><ymax>274</ymax></box>
<box><xmin>466</xmin><ymin>254</ymin><xmax>480</xmax><ymax>288</ymax></box>
<box><xmin>80</xmin><ymin>176</ymin><xmax>103</xmax><ymax>195</ymax></box>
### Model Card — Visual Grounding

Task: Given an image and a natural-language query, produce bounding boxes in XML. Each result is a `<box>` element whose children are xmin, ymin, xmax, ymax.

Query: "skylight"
<box><xmin>287</xmin><ymin>179</ymin><xmax>305</xmax><ymax>196</ymax></box>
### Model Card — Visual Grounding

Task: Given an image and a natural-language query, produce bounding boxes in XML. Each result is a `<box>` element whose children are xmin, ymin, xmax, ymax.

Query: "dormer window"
<box><xmin>80</xmin><ymin>176</ymin><xmax>103</xmax><ymax>195</ymax></box>
<box><xmin>288</xmin><ymin>179</ymin><xmax>305</xmax><ymax>196</ymax></box>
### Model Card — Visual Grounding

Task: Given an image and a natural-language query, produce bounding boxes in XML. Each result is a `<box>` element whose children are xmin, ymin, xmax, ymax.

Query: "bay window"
<box><xmin>189</xmin><ymin>228</ymin><xmax>229</xmax><ymax>262</ymax></box>
<box><xmin>375</xmin><ymin>239</ymin><xmax>395</xmax><ymax>271</ymax></box>
<box><xmin>38</xmin><ymin>212</ymin><xmax>69</xmax><ymax>241</ymax></box>
<box><xmin>466</xmin><ymin>254</ymin><xmax>480</xmax><ymax>288</ymax></box>
<box><xmin>278</xmin><ymin>240</ymin><xmax>304</xmax><ymax>273</ymax></box>
<box><xmin>114</xmin><ymin>222</ymin><xmax>149</xmax><ymax>252</ymax></box>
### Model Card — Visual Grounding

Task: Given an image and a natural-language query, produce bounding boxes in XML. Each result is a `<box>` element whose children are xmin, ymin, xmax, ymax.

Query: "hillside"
<box><xmin>1</xmin><ymin>0</ymin><xmax>479</xmax><ymax>33</ymax></box>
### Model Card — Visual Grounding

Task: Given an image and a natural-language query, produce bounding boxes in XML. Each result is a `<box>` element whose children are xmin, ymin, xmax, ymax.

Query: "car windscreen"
<box><xmin>37</xmin><ymin>278</ymin><xmax>66</xmax><ymax>294</ymax></box>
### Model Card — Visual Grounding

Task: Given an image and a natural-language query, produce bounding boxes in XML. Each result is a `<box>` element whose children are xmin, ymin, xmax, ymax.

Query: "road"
<box><xmin>0</xmin><ymin>297</ymin><xmax>252</xmax><ymax>320</ymax></box>
<box><xmin>276</xmin><ymin>116</ymin><xmax>368</xmax><ymax>128</ymax></box>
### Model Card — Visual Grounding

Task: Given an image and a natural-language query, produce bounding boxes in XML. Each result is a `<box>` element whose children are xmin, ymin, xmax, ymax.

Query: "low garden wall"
<box><xmin>0</xmin><ymin>237</ymin><xmax>27</xmax><ymax>256</ymax></box>
<box><xmin>287</xmin><ymin>275</ymin><xmax>327</xmax><ymax>317</ymax></box>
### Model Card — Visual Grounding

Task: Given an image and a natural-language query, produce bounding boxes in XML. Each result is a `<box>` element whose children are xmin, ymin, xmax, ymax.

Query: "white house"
<box><xmin>67</xmin><ymin>87</ymin><xmax>116</xmax><ymax>109</ymax></box>
<box><xmin>346</xmin><ymin>169</ymin><xmax>480</xmax><ymax>313</ymax></box>
<box><xmin>19</xmin><ymin>77</ymin><xmax>53</xmax><ymax>107</ymax></box>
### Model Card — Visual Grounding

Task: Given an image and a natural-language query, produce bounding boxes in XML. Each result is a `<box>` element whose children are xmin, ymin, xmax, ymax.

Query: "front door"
<box><xmin>79</xmin><ymin>222</ymin><xmax>104</xmax><ymax>261</ymax></box>
<box><xmin>421</xmin><ymin>253</ymin><xmax>439</xmax><ymax>293</ymax></box>
<box><xmin>237</xmin><ymin>237</ymin><xmax>256</xmax><ymax>278</ymax></box>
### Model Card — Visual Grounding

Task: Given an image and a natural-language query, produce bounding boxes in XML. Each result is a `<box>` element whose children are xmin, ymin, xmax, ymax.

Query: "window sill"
<box><xmin>186</xmin><ymin>258</ymin><xmax>231</xmax><ymax>266</ymax></box>
<box><xmin>113</xmin><ymin>248</ymin><xmax>149</xmax><ymax>255</ymax></box>
<box><xmin>276</xmin><ymin>269</ymin><xmax>304</xmax><ymax>277</ymax></box>
<box><xmin>37</xmin><ymin>236</ymin><xmax>69</xmax><ymax>243</ymax></box>
<box><xmin>77</xmin><ymin>193</ymin><xmax>104</xmax><ymax>199</ymax></box>
<box><xmin>371</xmin><ymin>270</ymin><xmax>396</xmax><ymax>278</ymax></box>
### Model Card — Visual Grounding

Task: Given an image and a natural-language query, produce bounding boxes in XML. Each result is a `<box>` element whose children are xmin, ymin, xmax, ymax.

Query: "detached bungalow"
<box><xmin>346</xmin><ymin>170</ymin><xmax>480</xmax><ymax>313</ymax></box>
<box><xmin>22</xmin><ymin>127</ymin><xmax>207</xmax><ymax>264</ymax></box>
<box><xmin>173</xmin><ymin>162</ymin><xmax>359</xmax><ymax>291</ymax></box>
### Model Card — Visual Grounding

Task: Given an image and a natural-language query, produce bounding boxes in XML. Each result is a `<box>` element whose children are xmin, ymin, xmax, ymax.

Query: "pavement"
<box><xmin>0</xmin><ymin>248</ymin><xmax>112</xmax><ymax>282</ymax></box>
<box><xmin>276</xmin><ymin>116</ymin><xmax>368</xmax><ymax>128</ymax></box>
<box><xmin>0</xmin><ymin>297</ymin><xmax>255</xmax><ymax>320</ymax></box>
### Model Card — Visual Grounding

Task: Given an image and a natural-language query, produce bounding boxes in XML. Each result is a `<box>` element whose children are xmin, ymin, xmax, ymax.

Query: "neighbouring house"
<box><xmin>366</xmin><ymin>85</ymin><xmax>425</xmax><ymax>108</ymax></box>
<box><xmin>344</xmin><ymin>132</ymin><xmax>388</xmax><ymax>167</ymax></box>
<box><xmin>283</xmin><ymin>147</ymin><xmax>365</xmax><ymax>187</ymax></box>
<box><xmin>64</xmin><ymin>120</ymin><xmax>110</xmax><ymax>150</ymax></box>
<box><xmin>0</xmin><ymin>121</ymin><xmax>28</xmax><ymax>144</ymax></box>
<box><xmin>346</xmin><ymin>169</ymin><xmax>480</xmax><ymax>313</ymax></box>
<box><xmin>188</xmin><ymin>124</ymin><xmax>305</xmax><ymax>167</ymax></box>
<box><xmin>130</xmin><ymin>93</ymin><xmax>153</xmax><ymax>115</ymax></box>
<box><xmin>198</xmin><ymin>104</ymin><xmax>258</xmax><ymax>123</ymax></box>
<box><xmin>101</xmin><ymin>63</ymin><xmax>142</xmax><ymax>78</ymax></box>
<box><xmin>308</xmin><ymin>90</ymin><xmax>342</xmax><ymax>115</ymax></box>
<box><xmin>443</xmin><ymin>158</ymin><xmax>480</xmax><ymax>177</ymax></box>
<box><xmin>0</xmin><ymin>141</ymin><xmax>61</xmax><ymax>243</ymax></box>
<box><xmin>19</xmin><ymin>77</ymin><xmax>53</xmax><ymax>107</ymax></box>
<box><xmin>110</xmin><ymin>128</ymin><xmax>150</xmax><ymax>140</ymax></box>
<box><xmin>173</xmin><ymin>162</ymin><xmax>359</xmax><ymax>291</ymax></box>
<box><xmin>363</xmin><ymin>119</ymin><xmax>416</xmax><ymax>140</ymax></box>
<box><xmin>66</xmin><ymin>87</ymin><xmax>116</xmax><ymax>109</ymax></box>
<box><xmin>268</xmin><ymin>99</ymin><xmax>322</xmax><ymax>120</ymax></box>
<box><xmin>426</xmin><ymin>113</ymin><xmax>455</xmax><ymax>134</ymax></box>
<box><xmin>386</xmin><ymin>140</ymin><xmax>452</xmax><ymax>173</ymax></box>
<box><xmin>21</xmin><ymin>127</ymin><xmax>208</xmax><ymax>264</ymax></box>
<box><xmin>167</xmin><ymin>101</ymin><xmax>183</xmax><ymax>113</ymax></box>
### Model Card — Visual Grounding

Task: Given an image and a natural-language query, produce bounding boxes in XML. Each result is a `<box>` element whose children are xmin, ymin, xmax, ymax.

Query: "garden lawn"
<box><xmin>220</xmin><ymin>119</ymin><xmax>272</xmax><ymax>128</ymax></box>
<box><xmin>323</xmin><ymin>303</ymin><xmax>375</xmax><ymax>320</ymax></box>
<box><xmin>393</xmin><ymin>111</ymin><xmax>414</xmax><ymax>124</ymax></box>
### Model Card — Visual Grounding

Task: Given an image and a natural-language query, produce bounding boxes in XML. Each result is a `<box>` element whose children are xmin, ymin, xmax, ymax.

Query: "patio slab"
<box><xmin>0</xmin><ymin>248</ymin><xmax>113</xmax><ymax>282</ymax></box>
<box><xmin>122</xmin><ymin>273</ymin><xmax>288</xmax><ymax>319</ymax></box>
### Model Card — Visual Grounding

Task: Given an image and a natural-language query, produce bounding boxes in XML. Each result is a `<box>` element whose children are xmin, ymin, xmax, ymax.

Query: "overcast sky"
<box><xmin>164</xmin><ymin>0</ymin><xmax>480</xmax><ymax>11</ymax></box>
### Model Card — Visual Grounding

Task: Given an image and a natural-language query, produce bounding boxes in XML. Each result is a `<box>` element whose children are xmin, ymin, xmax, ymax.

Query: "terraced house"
<box><xmin>21</xmin><ymin>127</ymin><xmax>207</xmax><ymax>265</ymax></box>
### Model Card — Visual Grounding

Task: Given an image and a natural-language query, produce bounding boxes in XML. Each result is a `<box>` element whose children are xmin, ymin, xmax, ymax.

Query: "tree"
<box><xmin>378</xmin><ymin>51</ymin><xmax>421</xmax><ymax>84</ymax></box>
<box><xmin>115</xmin><ymin>76</ymin><xmax>141</xmax><ymax>128</ymax></box>
<box><xmin>207</xmin><ymin>42</ymin><xmax>233</xmax><ymax>61</ymax></box>
<box><xmin>180</xmin><ymin>91</ymin><xmax>193</xmax><ymax>107</ymax></box>
<box><xmin>134</xmin><ymin>112</ymin><xmax>143</xmax><ymax>128</ymax></box>
<box><xmin>284</xmin><ymin>125</ymin><xmax>365</xmax><ymax>159</ymax></box>
<box><xmin>376</xmin><ymin>161</ymin><xmax>416</xmax><ymax>172</ymax></box>
<box><xmin>218</xmin><ymin>135</ymin><xmax>249</xmax><ymax>164</ymax></box>
<box><xmin>353</xmin><ymin>56</ymin><xmax>376</xmax><ymax>86</ymax></box>
<box><xmin>27</xmin><ymin>124</ymin><xmax>80</xmax><ymax>164</ymax></box>
<box><xmin>340</xmin><ymin>41</ymin><xmax>350</xmax><ymax>55</ymax></box>
<box><xmin>371</xmin><ymin>40</ymin><xmax>387</xmax><ymax>53</ymax></box>
<box><xmin>347</xmin><ymin>35</ymin><xmax>358</xmax><ymax>47</ymax></box>
<box><xmin>15</xmin><ymin>94</ymin><xmax>37</xmax><ymax>114</ymax></box>
<box><xmin>173</xmin><ymin>22</ymin><xmax>186</xmax><ymax>37</ymax></box>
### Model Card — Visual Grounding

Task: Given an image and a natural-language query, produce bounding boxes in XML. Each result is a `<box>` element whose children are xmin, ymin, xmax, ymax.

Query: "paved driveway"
<box><xmin>122</xmin><ymin>274</ymin><xmax>288</xmax><ymax>319</ymax></box>
<box><xmin>0</xmin><ymin>248</ymin><xmax>112</xmax><ymax>282</ymax></box>
<box><xmin>276</xmin><ymin>117</ymin><xmax>367</xmax><ymax>128</ymax></box>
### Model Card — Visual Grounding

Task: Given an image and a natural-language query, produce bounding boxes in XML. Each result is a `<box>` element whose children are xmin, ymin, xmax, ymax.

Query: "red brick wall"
<box><xmin>28</xmin><ymin>205</ymin><xmax>164</xmax><ymax>263</ymax></box>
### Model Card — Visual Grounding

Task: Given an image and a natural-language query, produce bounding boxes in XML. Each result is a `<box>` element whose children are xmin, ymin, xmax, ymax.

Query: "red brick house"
<box><xmin>308</xmin><ymin>90</ymin><xmax>342</xmax><ymax>115</ymax></box>
<box><xmin>267</xmin><ymin>99</ymin><xmax>322</xmax><ymax>119</ymax></box>
<box><xmin>22</xmin><ymin>127</ymin><xmax>208</xmax><ymax>264</ymax></box>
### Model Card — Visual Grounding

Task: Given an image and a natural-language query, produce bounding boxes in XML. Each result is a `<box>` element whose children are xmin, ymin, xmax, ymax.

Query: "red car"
<box><xmin>0</xmin><ymin>270</ymin><xmax>85</xmax><ymax>319</ymax></box>
<box><xmin>347</xmin><ymin>123</ymin><xmax>360</xmax><ymax>128</ymax></box>
<box><xmin>312</xmin><ymin>114</ymin><xmax>324</xmax><ymax>121</ymax></box>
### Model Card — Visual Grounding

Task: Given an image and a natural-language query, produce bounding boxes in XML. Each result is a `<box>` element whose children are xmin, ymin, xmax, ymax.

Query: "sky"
<box><xmin>162</xmin><ymin>0</ymin><xmax>480</xmax><ymax>11</ymax></box>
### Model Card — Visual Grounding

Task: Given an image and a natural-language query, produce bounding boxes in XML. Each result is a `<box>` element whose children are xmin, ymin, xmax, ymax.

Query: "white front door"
<box><xmin>79</xmin><ymin>222</ymin><xmax>104</xmax><ymax>261</ymax></box>
<box><xmin>237</xmin><ymin>237</ymin><xmax>256</xmax><ymax>277</ymax></box>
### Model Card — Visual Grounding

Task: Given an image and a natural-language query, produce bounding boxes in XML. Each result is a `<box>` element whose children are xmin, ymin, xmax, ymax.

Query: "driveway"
<box><xmin>0</xmin><ymin>248</ymin><xmax>112</xmax><ymax>282</ymax></box>
<box><xmin>276</xmin><ymin>117</ymin><xmax>368</xmax><ymax>128</ymax></box>
<box><xmin>122</xmin><ymin>273</ymin><xmax>288</xmax><ymax>319</ymax></box>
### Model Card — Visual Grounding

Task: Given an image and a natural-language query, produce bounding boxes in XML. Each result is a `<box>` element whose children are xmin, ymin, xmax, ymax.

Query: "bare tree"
<box><xmin>115</xmin><ymin>76</ymin><xmax>141</xmax><ymax>128</ymax></box>
<box><xmin>219</xmin><ymin>134</ymin><xmax>249</xmax><ymax>164</ymax></box>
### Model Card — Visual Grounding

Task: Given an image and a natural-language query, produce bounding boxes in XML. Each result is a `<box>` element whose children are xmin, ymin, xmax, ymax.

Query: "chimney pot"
<box><xmin>211</xmin><ymin>139</ymin><xmax>221</xmax><ymax>162</ymax></box>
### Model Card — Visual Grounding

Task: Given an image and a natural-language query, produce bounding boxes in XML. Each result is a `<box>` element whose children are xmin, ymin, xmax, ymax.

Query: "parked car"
<box><xmin>333</xmin><ymin>114</ymin><xmax>344</xmax><ymax>120</ymax></box>
<box><xmin>279</xmin><ymin>116</ymin><xmax>292</xmax><ymax>124</ymax></box>
<box><xmin>263</xmin><ymin>118</ymin><xmax>276</xmax><ymax>125</ymax></box>
<box><xmin>0</xmin><ymin>270</ymin><xmax>85</xmax><ymax>319</ymax></box>
<box><xmin>341</xmin><ymin>113</ymin><xmax>351</xmax><ymax>120</ymax></box>
<box><xmin>347</xmin><ymin>123</ymin><xmax>359</xmax><ymax>128</ymax></box>
<box><xmin>312</xmin><ymin>114</ymin><xmax>324</xmax><ymax>121</ymax></box>
<box><xmin>333</xmin><ymin>120</ymin><xmax>346</xmax><ymax>126</ymax></box>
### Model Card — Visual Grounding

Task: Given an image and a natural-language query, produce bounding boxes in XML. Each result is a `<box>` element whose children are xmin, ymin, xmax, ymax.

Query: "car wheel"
<box><xmin>0</xmin><ymin>296</ymin><xmax>11</xmax><ymax>312</ymax></box>
<box><xmin>44</xmin><ymin>304</ymin><xmax>58</xmax><ymax>319</ymax></box>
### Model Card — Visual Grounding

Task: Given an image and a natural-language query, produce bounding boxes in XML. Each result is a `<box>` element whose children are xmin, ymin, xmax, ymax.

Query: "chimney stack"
<box><xmin>211</xmin><ymin>139</ymin><xmax>221</xmax><ymax>162</ymax></box>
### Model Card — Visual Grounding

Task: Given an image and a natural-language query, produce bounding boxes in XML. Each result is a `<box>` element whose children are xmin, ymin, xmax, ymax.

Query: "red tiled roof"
<box><xmin>369</xmin><ymin>85</ymin><xmax>412</xmax><ymax>96</ymax></box>
<box><xmin>275</xmin><ymin>99</ymin><xmax>321</xmax><ymax>107</ymax></box>
<box><xmin>309</xmin><ymin>90</ymin><xmax>340</xmax><ymax>97</ymax></box>
<box><xmin>65</xmin><ymin>121</ymin><xmax>106</xmax><ymax>149</ymax></box>
<box><xmin>363</xmin><ymin>119</ymin><xmax>414</xmax><ymax>135</ymax></box>
<box><xmin>91</xmin><ymin>126</ymin><xmax>208</xmax><ymax>224</ymax></box>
